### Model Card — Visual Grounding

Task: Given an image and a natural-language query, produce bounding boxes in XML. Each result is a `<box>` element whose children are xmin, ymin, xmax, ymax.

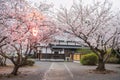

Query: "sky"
<box><xmin>27</xmin><ymin>0</ymin><xmax>120</xmax><ymax>11</ymax></box>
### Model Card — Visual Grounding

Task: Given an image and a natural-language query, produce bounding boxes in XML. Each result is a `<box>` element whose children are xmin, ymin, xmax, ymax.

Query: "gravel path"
<box><xmin>0</xmin><ymin>61</ymin><xmax>51</xmax><ymax>80</ymax></box>
<box><xmin>0</xmin><ymin>61</ymin><xmax>120</xmax><ymax>80</ymax></box>
<box><xmin>43</xmin><ymin>62</ymin><xmax>73</xmax><ymax>80</ymax></box>
<box><xmin>66</xmin><ymin>62</ymin><xmax>120</xmax><ymax>80</ymax></box>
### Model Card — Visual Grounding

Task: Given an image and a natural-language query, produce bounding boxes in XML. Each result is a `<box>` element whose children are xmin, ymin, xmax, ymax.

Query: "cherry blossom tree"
<box><xmin>0</xmin><ymin>0</ymin><xmax>57</xmax><ymax>75</ymax></box>
<box><xmin>114</xmin><ymin>18</ymin><xmax>120</xmax><ymax>57</ymax></box>
<box><xmin>56</xmin><ymin>0</ymin><xmax>119</xmax><ymax>71</ymax></box>
<box><xmin>0</xmin><ymin>25</ymin><xmax>7</xmax><ymax>66</ymax></box>
<box><xmin>0</xmin><ymin>0</ymin><xmax>38</xmax><ymax>75</ymax></box>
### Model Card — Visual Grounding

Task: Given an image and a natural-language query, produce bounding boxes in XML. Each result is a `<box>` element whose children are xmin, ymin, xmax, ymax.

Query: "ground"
<box><xmin>0</xmin><ymin>60</ymin><xmax>120</xmax><ymax>80</ymax></box>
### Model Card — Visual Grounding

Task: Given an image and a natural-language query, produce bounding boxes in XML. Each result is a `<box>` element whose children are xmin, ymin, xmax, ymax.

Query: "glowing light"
<box><xmin>32</xmin><ymin>27</ymin><xmax>38</xmax><ymax>36</ymax></box>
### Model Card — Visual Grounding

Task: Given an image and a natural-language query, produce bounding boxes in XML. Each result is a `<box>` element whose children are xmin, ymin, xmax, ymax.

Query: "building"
<box><xmin>35</xmin><ymin>40</ymin><xmax>88</xmax><ymax>61</ymax></box>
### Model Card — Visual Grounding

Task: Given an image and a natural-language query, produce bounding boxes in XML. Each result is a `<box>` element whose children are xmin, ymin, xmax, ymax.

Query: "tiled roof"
<box><xmin>51</xmin><ymin>45</ymin><xmax>88</xmax><ymax>49</ymax></box>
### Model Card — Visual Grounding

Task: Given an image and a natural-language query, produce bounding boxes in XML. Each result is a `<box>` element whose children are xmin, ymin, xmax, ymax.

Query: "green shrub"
<box><xmin>80</xmin><ymin>53</ymin><xmax>98</xmax><ymax>65</ymax></box>
<box><xmin>107</xmin><ymin>57</ymin><xmax>119</xmax><ymax>64</ymax></box>
<box><xmin>23</xmin><ymin>59</ymin><xmax>35</xmax><ymax>66</ymax></box>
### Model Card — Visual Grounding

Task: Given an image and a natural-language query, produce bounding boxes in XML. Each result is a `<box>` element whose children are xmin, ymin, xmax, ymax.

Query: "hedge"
<box><xmin>80</xmin><ymin>53</ymin><xmax>98</xmax><ymax>65</ymax></box>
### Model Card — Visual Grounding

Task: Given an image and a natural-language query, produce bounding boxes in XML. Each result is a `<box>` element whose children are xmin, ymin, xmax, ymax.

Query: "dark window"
<box><xmin>54</xmin><ymin>51</ymin><xmax>59</xmax><ymax>54</ymax></box>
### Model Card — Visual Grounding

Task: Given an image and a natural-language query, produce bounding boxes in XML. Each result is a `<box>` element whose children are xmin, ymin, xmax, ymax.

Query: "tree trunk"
<box><xmin>11</xmin><ymin>65</ymin><xmax>19</xmax><ymax>75</ymax></box>
<box><xmin>3</xmin><ymin>57</ymin><xmax>6</xmax><ymax>66</ymax></box>
<box><xmin>96</xmin><ymin>58</ymin><xmax>106</xmax><ymax>71</ymax></box>
<box><xmin>0</xmin><ymin>57</ymin><xmax>6</xmax><ymax>66</ymax></box>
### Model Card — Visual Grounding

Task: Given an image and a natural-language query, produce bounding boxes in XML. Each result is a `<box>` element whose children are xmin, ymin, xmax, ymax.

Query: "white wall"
<box><xmin>41</xmin><ymin>48</ymin><xmax>47</xmax><ymax>53</ymax></box>
<box><xmin>41</xmin><ymin>47</ymin><xmax>65</xmax><ymax>54</ymax></box>
<box><xmin>41</xmin><ymin>47</ymin><xmax>53</xmax><ymax>54</ymax></box>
